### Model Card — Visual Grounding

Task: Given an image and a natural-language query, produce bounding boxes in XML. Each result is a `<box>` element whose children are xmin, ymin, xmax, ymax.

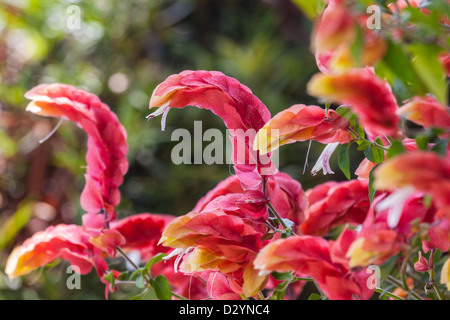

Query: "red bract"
<box><xmin>254</xmin><ymin>228</ymin><xmax>374</xmax><ymax>300</ymax></box>
<box><xmin>110</xmin><ymin>213</ymin><xmax>174</xmax><ymax>260</ymax></box>
<box><xmin>254</xmin><ymin>104</ymin><xmax>352</xmax><ymax>155</ymax></box>
<box><xmin>148</xmin><ymin>70</ymin><xmax>274</xmax><ymax>190</ymax></box>
<box><xmin>194</xmin><ymin>172</ymin><xmax>307</xmax><ymax>226</ymax></box>
<box><xmin>158</xmin><ymin>209</ymin><xmax>268</xmax><ymax>297</ymax></box>
<box><xmin>307</xmin><ymin>68</ymin><xmax>401</xmax><ymax>139</ymax></box>
<box><xmin>110</xmin><ymin>213</ymin><xmax>209</xmax><ymax>299</ymax></box>
<box><xmin>374</xmin><ymin>151</ymin><xmax>450</xmax><ymax>211</ymax></box>
<box><xmin>439</xmin><ymin>52</ymin><xmax>450</xmax><ymax>77</ymax></box>
<box><xmin>5</xmin><ymin>224</ymin><xmax>107</xmax><ymax>279</ymax></box>
<box><xmin>25</xmin><ymin>84</ymin><xmax>128</xmax><ymax>228</ymax></box>
<box><xmin>414</xmin><ymin>251</ymin><xmax>430</xmax><ymax>272</ymax></box>
<box><xmin>312</xmin><ymin>0</ymin><xmax>386</xmax><ymax>73</ymax></box>
<box><xmin>299</xmin><ymin>180</ymin><xmax>370</xmax><ymax>236</ymax></box>
<box><xmin>206</xmin><ymin>272</ymin><xmax>242</xmax><ymax>300</ymax></box>
<box><xmin>422</xmin><ymin>210</ymin><xmax>450</xmax><ymax>253</ymax></box>
<box><xmin>397</xmin><ymin>95</ymin><xmax>450</xmax><ymax>133</ymax></box>
<box><xmin>347</xmin><ymin>192</ymin><xmax>436</xmax><ymax>267</ymax></box>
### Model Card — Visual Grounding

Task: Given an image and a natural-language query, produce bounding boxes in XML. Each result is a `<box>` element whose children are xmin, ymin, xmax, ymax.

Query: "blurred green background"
<box><xmin>0</xmin><ymin>0</ymin><xmax>361</xmax><ymax>299</ymax></box>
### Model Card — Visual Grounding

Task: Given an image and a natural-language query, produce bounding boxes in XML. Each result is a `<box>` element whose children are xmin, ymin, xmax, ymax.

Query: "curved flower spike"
<box><xmin>25</xmin><ymin>84</ymin><xmax>128</xmax><ymax>229</ymax></box>
<box><xmin>307</xmin><ymin>68</ymin><xmax>401</xmax><ymax>139</ymax></box>
<box><xmin>5</xmin><ymin>224</ymin><xmax>107</xmax><ymax>279</ymax></box>
<box><xmin>149</xmin><ymin>70</ymin><xmax>274</xmax><ymax>190</ymax></box>
<box><xmin>254</xmin><ymin>104</ymin><xmax>352</xmax><ymax>155</ymax></box>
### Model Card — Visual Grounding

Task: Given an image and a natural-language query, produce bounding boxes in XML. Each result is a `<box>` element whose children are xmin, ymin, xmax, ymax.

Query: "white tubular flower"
<box><xmin>311</xmin><ymin>142</ymin><xmax>340</xmax><ymax>176</ymax></box>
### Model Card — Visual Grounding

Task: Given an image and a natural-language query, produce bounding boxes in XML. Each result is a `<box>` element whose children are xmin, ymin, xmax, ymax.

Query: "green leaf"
<box><xmin>0</xmin><ymin>199</ymin><xmax>34</xmax><ymax>250</ymax></box>
<box><xmin>144</xmin><ymin>253</ymin><xmax>167</xmax><ymax>274</ymax></box>
<box><xmin>415</xmin><ymin>134</ymin><xmax>429</xmax><ymax>150</ymax></box>
<box><xmin>271</xmin><ymin>272</ymin><xmax>293</xmax><ymax>281</ymax></box>
<box><xmin>364</xmin><ymin>145</ymin><xmax>375</xmax><ymax>163</ymax></box>
<box><xmin>269</xmin><ymin>281</ymin><xmax>290</xmax><ymax>300</ymax></box>
<box><xmin>336</xmin><ymin>106</ymin><xmax>357</xmax><ymax>127</ymax></box>
<box><xmin>350</xmin><ymin>26</ymin><xmax>364</xmax><ymax>67</ymax></box>
<box><xmin>150</xmin><ymin>275</ymin><xmax>172</xmax><ymax>300</ymax></box>
<box><xmin>380</xmin><ymin>255</ymin><xmax>399</xmax><ymax>281</ymax></box>
<box><xmin>131</xmin><ymin>288</ymin><xmax>158</xmax><ymax>300</ymax></box>
<box><xmin>382</xmin><ymin>40</ymin><xmax>425</xmax><ymax>97</ymax></box>
<box><xmin>117</xmin><ymin>271</ymin><xmax>129</xmax><ymax>281</ymax></box>
<box><xmin>290</xmin><ymin>0</ymin><xmax>325</xmax><ymax>20</ymax></box>
<box><xmin>135</xmin><ymin>274</ymin><xmax>146</xmax><ymax>289</ymax></box>
<box><xmin>368</xmin><ymin>164</ymin><xmax>380</xmax><ymax>203</ymax></box>
<box><xmin>364</xmin><ymin>143</ymin><xmax>384</xmax><ymax>164</ymax></box>
<box><xmin>408</xmin><ymin>44</ymin><xmax>448</xmax><ymax>105</ymax></box>
<box><xmin>338</xmin><ymin>143</ymin><xmax>351</xmax><ymax>180</ymax></box>
<box><xmin>431</xmin><ymin>138</ymin><xmax>448</xmax><ymax>156</ymax></box>
<box><xmin>261</xmin><ymin>232</ymin><xmax>276</xmax><ymax>241</ymax></box>
<box><xmin>308</xmin><ymin>293</ymin><xmax>322</xmax><ymax>300</ymax></box>
<box><xmin>387</xmin><ymin>140</ymin><xmax>405</xmax><ymax>159</ymax></box>
<box><xmin>103</xmin><ymin>271</ymin><xmax>115</xmax><ymax>285</ymax></box>
<box><xmin>129</xmin><ymin>268</ymin><xmax>144</xmax><ymax>280</ymax></box>
<box><xmin>356</xmin><ymin>140</ymin><xmax>371</xmax><ymax>151</ymax></box>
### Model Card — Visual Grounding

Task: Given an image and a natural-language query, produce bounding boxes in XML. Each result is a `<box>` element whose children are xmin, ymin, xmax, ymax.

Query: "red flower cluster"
<box><xmin>5</xmin><ymin>0</ymin><xmax>450</xmax><ymax>300</ymax></box>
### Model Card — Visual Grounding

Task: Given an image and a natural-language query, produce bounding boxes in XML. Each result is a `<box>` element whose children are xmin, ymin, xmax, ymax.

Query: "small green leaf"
<box><xmin>368</xmin><ymin>164</ymin><xmax>380</xmax><ymax>203</ymax></box>
<box><xmin>431</xmin><ymin>139</ymin><xmax>448</xmax><ymax>156</ymax></box>
<box><xmin>117</xmin><ymin>271</ymin><xmax>129</xmax><ymax>281</ymax></box>
<box><xmin>135</xmin><ymin>274</ymin><xmax>146</xmax><ymax>289</ymax></box>
<box><xmin>336</xmin><ymin>106</ymin><xmax>357</xmax><ymax>127</ymax></box>
<box><xmin>387</xmin><ymin>140</ymin><xmax>405</xmax><ymax>159</ymax></box>
<box><xmin>0</xmin><ymin>199</ymin><xmax>34</xmax><ymax>250</ymax></box>
<box><xmin>280</xmin><ymin>228</ymin><xmax>294</xmax><ymax>239</ymax></box>
<box><xmin>408</xmin><ymin>44</ymin><xmax>448</xmax><ymax>105</ymax></box>
<box><xmin>382</xmin><ymin>40</ymin><xmax>425</xmax><ymax>97</ymax></box>
<box><xmin>380</xmin><ymin>255</ymin><xmax>399</xmax><ymax>281</ymax></box>
<box><xmin>415</xmin><ymin>134</ymin><xmax>429</xmax><ymax>150</ymax></box>
<box><xmin>103</xmin><ymin>271</ymin><xmax>115</xmax><ymax>285</ymax></box>
<box><xmin>364</xmin><ymin>144</ymin><xmax>384</xmax><ymax>163</ymax></box>
<box><xmin>261</xmin><ymin>232</ymin><xmax>276</xmax><ymax>241</ymax></box>
<box><xmin>269</xmin><ymin>281</ymin><xmax>290</xmax><ymax>300</ymax></box>
<box><xmin>290</xmin><ymin>0</ymin><xmax>325</xmax><ymax>20</ymax></box>
<box><xmin>150</xmin><ymin>275</ymin><xmax>172</xmax><ymax>300</ymax></box>
<box><xmin>423</xmin><ymin>195</ymin><xmax>433</xmax><ymax>209</ymax></box>
<box><xmin>350</xmin><ymin>26</ymin><xmax>364</xmax><ymax>67</ymax></box>
<box><xmin>144</xmin><ymin>253</ymin><xmax>167</xmax><ymax>274</ymax></box>
<box><xmin>271</xmin><ymin>272</ymin><xmax>293</xmax><ymax>281</ymax></box>
<box><xmin>129</xmin><ymin>268</ymin><xmax>144</xmax><ymax>280</ymax></box>
<box><xmin>338</xmin><ymin>143</ymin><xmax>351</xmax><ymax>180</ymax></box>
<box><xmin>308</xmin><ymin>293</ymin><xmax>322</xmax><ymax>300</ymax></box>
<box><xmin>356</xmin><ymin>140</ymin><xmax>371</xmax><ymax>151</ymax></box>
<box><xmin>364</xmin><ymin>145</ymin><xmax>375</xmax><ymax>162</ymax></box>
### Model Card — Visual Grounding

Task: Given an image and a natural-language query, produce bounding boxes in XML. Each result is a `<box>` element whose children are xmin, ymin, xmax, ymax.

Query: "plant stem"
<box><xmin>172</xmin><ymin>292</ymin><xmax>188</xmax><ymax>300</ymax></box>
<box><xmin>375</xmin><ymin>288</ymin><xmax>405</xmax><ymax>300</ymax></box>
<box><xmin>267</xmin><ymin>202</ymin><xmax>288</xmax><ymax>230</ymax></box>
<box><xmin>263</xmin><ymin>178</ymin><xmax>291</xmax><ymax>232</ymax></box>
<box><xmin>293</xmin><ymin>277</ymin><xmax>314</xmax><ymax>282</ymax></box>
<box><xmin>348</xmin><ymin>127</ymin><xmax>389</xmax><ymax>151</ymax></box>
<box><xmin>116</xmin><ymin>246</ymin><xmax>140</xmax><ymax>271</ymax></box>
<box><xmin>428</xmin><ymin>249</ymin><xmax>445</xmax><ymax>300</ymax></box>
<box><xmin>400</xmin><ymin>249</ymin><xmax>412</xmax><ymax>289</ymax></box>
<box><xmin>387</xmin><ymin>276</ymin><xmax>423</xmax><ymax>300</ymax></box>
